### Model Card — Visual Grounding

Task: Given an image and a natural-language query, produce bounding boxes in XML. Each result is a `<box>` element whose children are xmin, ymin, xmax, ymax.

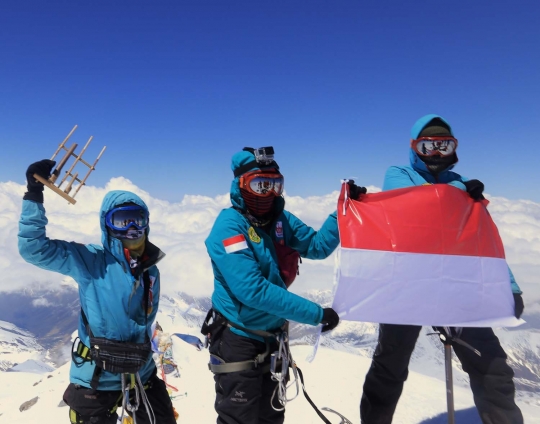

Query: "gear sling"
<box><xmin>70</xmin><ymin>271</ymin><xmax>154</xmax><ymax>424</ymax></box>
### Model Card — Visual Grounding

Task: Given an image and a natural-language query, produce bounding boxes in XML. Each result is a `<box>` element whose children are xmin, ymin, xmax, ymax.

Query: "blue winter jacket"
<box><xmin>383</xmin><ymin>114</ymin><xmax>521</xmax><ymax>294</ymax></box>
<box><xmin>205</xmin><ymin>151</ymin><xmax>340</xmax><ymax>339</ymax></box>
<box><xmin>18</xmin><ymin>191</ymin><xmax>164</xmax><ymax>390</ymax></box>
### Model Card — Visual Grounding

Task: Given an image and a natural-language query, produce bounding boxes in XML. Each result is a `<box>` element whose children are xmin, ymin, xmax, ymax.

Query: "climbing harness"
<box><xmin>71</xmin><ymin>270</ymin><xmax>156</xmax><ymax>424</ymax></box>
<box><xmin>202</xmin><ymin>308</ymin><xmax>279</xmax><ymax>374</ymax></box>
<box><xmin>202</xmin><ymin>308</ymin><xmax>335</xmax><ymax>424</ymax></box>
<box><xmin>67</xmin><ymin>380</ymin><xmax>150</xmax><ymax>424</ymax></box>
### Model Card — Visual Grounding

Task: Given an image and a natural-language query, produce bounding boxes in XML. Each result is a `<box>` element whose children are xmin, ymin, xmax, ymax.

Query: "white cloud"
<box><xmin>31</xmin><ymin>298</ymin><xmax>52</xmax><ymax>307</ymax></box>
<box><xmin>2</xmin><ymin>180</ymin><xmax>539</xmax><ymax>304</ymax></box>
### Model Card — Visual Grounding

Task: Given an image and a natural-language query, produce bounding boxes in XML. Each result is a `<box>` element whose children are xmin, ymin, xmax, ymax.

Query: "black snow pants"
<box><xmin>209</xmin><ymin>327</ymin><xmax>284</xmax><ymax>424</ymax></box>
<box><xmin>360</xmin><ymin>324</ymin><xmax>523</xmax><ymax>424</ymax></box>
<box><xmin>63</xmin><ymin>368</ymin><xmax>176</xmax><ymax>424</ymax></box>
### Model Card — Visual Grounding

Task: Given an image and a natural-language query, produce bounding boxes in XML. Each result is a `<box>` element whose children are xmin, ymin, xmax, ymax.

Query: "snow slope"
<box><xmin>1</xmin><ymin>341</ymin><xmax>539</xmax><ymax>424</ymax></box>
<box><xmin>0</xmin><ymin>320</ymin><xmax>52</xmax><ymax>373</ymax></box>
<box><xmin>1</xmin><ymin>293</ymin><xmax>539</xmax><ymax>423</ymax></box>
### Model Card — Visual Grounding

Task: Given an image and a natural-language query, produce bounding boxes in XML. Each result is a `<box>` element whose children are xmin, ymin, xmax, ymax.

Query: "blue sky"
<box><xmin>1</xmin><ymin>0</ymin><xmax>539</xmax><ymax>202</ymax></box>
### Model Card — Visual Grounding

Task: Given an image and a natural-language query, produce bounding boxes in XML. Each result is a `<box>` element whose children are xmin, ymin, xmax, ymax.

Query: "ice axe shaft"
<box><xmin>445</xmin><ymin>343</ymin><xmax>455</xmax><ymax>424</ymax></box>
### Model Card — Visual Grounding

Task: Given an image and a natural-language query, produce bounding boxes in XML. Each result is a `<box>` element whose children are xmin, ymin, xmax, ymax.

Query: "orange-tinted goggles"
<box><xmin>239</xmin><ymin>171</ymin><xmax>284</xmax><ymax>197</ymax></box>
<box><xmin>411</xmin><ymin>137</ymin><xmax>458</xmax><ymax>157</ymax></box>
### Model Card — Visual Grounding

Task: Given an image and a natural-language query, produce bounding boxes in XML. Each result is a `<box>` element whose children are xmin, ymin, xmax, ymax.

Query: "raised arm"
<box><xmin>18</xmin><ymin>160</ymin><xmax>99</xmax><ymax>283</ymax></box>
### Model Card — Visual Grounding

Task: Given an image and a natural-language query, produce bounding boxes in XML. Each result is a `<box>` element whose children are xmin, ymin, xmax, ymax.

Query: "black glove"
<box><xmin>320</xmin><ymin>307</ymin><xmax>340</xmax><ymax>333</ymax></box>
<box><xmin>348</xmin><ymin>180</ymin><xmax>367</xmax><ymax>200</ymax></box>
<box><xmin>513</xmin><ymin>293</ymin><xmax>524</xmax><ymax>319</ymax></box>
<box><xmin>24</xmin><ymin>159</ymin><xmax>56</xmax><ymax>203</ymax></box>
<box><xmin>463</xmin><ymin>179</ymin><xmax>485</xmax><ymax>201</ymax></box>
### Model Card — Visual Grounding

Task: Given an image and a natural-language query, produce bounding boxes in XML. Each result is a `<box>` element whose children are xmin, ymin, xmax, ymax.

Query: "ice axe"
<box><xmin>33</xmin><ymin>125</ymin><xmax>106</xmax><ymax>204</ymax></box>
<box><xmin>431</xmin><ymin>327</ymin><xmax>481</xmax><ymax>424</ymax></box>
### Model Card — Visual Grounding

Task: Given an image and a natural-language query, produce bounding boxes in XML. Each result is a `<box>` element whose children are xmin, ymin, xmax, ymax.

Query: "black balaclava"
<box><xmin>418</xmin><ymin>118</ymin><xmax>458</xmax><ymax>175</ymax></box>
<box><xmin>240</xmin><ymin>185</ymin><xmax>277</xmax><ymax>218</ymax></box>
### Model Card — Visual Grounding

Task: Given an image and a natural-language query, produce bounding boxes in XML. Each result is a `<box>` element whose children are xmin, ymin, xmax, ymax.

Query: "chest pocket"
<box><xmin>272</xmin><ymin>241</ymin><xmax>301</xmax><ymax>288</ymax></box>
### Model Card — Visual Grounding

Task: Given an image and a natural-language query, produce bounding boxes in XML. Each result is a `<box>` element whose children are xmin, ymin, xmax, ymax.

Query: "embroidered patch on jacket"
<box><xmin>248</xmin><ymin>227</ymin><xmax>261</xmax><ymax>243</ymax></box>
<box><xmin>275</xmin><ymin>221</ymin><xmax>283</xmax><ymax>239</ymax></box>
<box><xmin>223</xmin><ymin>234</ymin><xmax>248</xmax><ymax>253</ymax></box>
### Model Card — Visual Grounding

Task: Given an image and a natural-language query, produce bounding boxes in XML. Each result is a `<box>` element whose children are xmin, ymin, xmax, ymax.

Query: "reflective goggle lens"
<box><xmin>413</xmin><ymin>137</ymin><xmax>458</xmax><ymax>157</ymax></box>
<box><xmin>106</xmin><ymin>206</ymin><xmax>149</xmax><ymax>231</ymax></box>
<box><xmin>247</xmin><ymin>175</ymin><xmax>284</xmax><ymax>196</ymax></box>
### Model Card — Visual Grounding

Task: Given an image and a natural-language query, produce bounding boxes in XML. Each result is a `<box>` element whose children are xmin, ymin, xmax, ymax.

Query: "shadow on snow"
<box><xmin>418</xmin><ymin>407</ymin><xmax>481</xmax><ymax>424</ymax></box>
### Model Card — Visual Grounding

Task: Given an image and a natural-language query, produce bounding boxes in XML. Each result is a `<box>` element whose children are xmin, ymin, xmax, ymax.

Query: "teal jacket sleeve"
<box><xmin>206</xmin><ymin>216</ymin><xmax>323</xmax><ymax>326</ymax></box>
<box><xmin>284</xmin><ymin>211</ymin><xmax>340</xmax><ymax>259</ymax></box>
<box><xmin>18</xmin><ymin>200</ymin><xmax>99</xmax><ymax>285</ymax></box>
<box><xmin>508</xmin><ymin>267</ymin><xmax>522</xmax><ymax>295</ymax></box>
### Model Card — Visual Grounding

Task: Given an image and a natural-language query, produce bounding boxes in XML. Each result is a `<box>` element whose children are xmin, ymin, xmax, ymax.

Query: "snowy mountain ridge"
<box><xmin>157</xmin><ymin>289</ymin><xmax>540</xmax><ymax>396</ymax></box>
<box><xmin>0</xmin><ymin>320</ymin><xmax>53</xmax><ymax>373</ymax></box>
<box><xmin>1</xmin><ymin>288</ymin><xmax>539</xmax><ymax>393</ymax></box>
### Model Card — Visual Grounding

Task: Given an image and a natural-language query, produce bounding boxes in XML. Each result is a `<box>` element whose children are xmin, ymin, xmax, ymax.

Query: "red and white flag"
<box><xmin>334</xmin><ymin>182</ymin><xmax>521</xmax><ymax>327</ymax></box>
<box><xmin>223</xmin><ymin>234</ymin><xmax>248</xmax><ymax>254</ymax></box>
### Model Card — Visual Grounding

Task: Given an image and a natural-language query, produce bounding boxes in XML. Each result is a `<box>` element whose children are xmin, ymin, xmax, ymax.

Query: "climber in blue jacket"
<box><xmin>359</xmin><ymin>115</ymin><xmax>524</xmax><ymax>424</ymax></box>
<box><xmin>18</xmin><ymin>159</ymin><xmax>176</xmax><ymax>424</ymax></box>
<box><xmin>203</xmin><ymin>147</ymin><xmax>353</xmax><ymax>424</ymax></box>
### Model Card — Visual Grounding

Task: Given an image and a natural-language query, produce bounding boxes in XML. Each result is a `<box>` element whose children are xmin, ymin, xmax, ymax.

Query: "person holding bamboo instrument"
<box><xmin>19</xmin><ymin>159</ymin><xmax>176</xmax><ymax>424</ymax></box>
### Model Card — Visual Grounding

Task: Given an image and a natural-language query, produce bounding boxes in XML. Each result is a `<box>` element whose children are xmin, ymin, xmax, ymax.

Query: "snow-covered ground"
<box><xmin>1</xmin><ymin>311</ymin><xmax>539</xmax><ymax>424</ymax></box>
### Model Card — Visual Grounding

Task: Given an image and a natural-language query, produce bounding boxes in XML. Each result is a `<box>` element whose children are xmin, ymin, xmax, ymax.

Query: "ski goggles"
<box><xmin>411</xmin><ymin>137</ymin><xmax>458</xmax><ymax>157</ymax></box>
<box><xmin>239</xmin><ymin>171</ymin><xmax>284</xmax><ymax>197</ymax></box>
<box><xmin>105</xmin><ymin>205</ymin><xmax>149</xmax><ymax>232</ymax></box>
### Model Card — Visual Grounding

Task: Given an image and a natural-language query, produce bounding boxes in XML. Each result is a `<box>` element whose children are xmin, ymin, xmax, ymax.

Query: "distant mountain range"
<box><xmin>1</xmin><ymin>287</ymin><xmax>539</xmax><ymax>398</ymax></box>
<box><xmin>0</xmin><ymin>287</ymin><xmax>80</xmax><ymax>367</ymax></box>
<box><xmin>0</xmin><ymin>320</ymin><xmax>54</xmax><ymax>372</ymax></box>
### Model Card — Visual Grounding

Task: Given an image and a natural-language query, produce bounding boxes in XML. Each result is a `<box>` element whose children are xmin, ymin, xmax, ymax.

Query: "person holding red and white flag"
<box><xmin>348</xmin><ymin>114</ymin><xmax>524</xmax><ymax>424</ymax></box>
<box><xmin>203</xmin><ymin>147</ymin><xmax>364</xmax><ymax>424</ymax></box>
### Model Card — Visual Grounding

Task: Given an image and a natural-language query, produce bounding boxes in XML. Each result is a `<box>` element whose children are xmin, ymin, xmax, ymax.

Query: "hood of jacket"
<box><xmin>99</xmin><ymin>190</ymin><xmax>150</xmax><ymax>259</ymax></box>
<box><xmin>409</xmin><ymin>114</ymin><xmax>457</xmax><ymax>175</ymax></box>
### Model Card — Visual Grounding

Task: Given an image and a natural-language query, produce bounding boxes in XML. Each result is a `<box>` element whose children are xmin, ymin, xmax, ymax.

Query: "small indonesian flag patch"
<box><xmin>223</xmin><ymin>234</ymin><xmax>248</xmax><ymax>254</ymax></box>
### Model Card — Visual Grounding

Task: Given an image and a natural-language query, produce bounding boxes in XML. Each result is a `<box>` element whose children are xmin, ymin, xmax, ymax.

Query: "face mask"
<box><xmin>420</xmin><ymin>153</ymin><xmax>458</xmax><ymax>174</ymax></box>
<box><xmin>121</xmin><ymin>233</ymin><xmax>146</xmax><ymax>257</ymax></box>
<box><xmin>240</xmin><ymin>188</ymin><xmax>276</xmax><ymax>217</ymax></box>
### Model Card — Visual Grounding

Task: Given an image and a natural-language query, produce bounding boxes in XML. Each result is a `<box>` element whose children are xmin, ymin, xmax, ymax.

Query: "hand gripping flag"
<box><xmin>334</xmin><ymin>182</ymin><xmax>521</xmax><ymax>327</ymax></box>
